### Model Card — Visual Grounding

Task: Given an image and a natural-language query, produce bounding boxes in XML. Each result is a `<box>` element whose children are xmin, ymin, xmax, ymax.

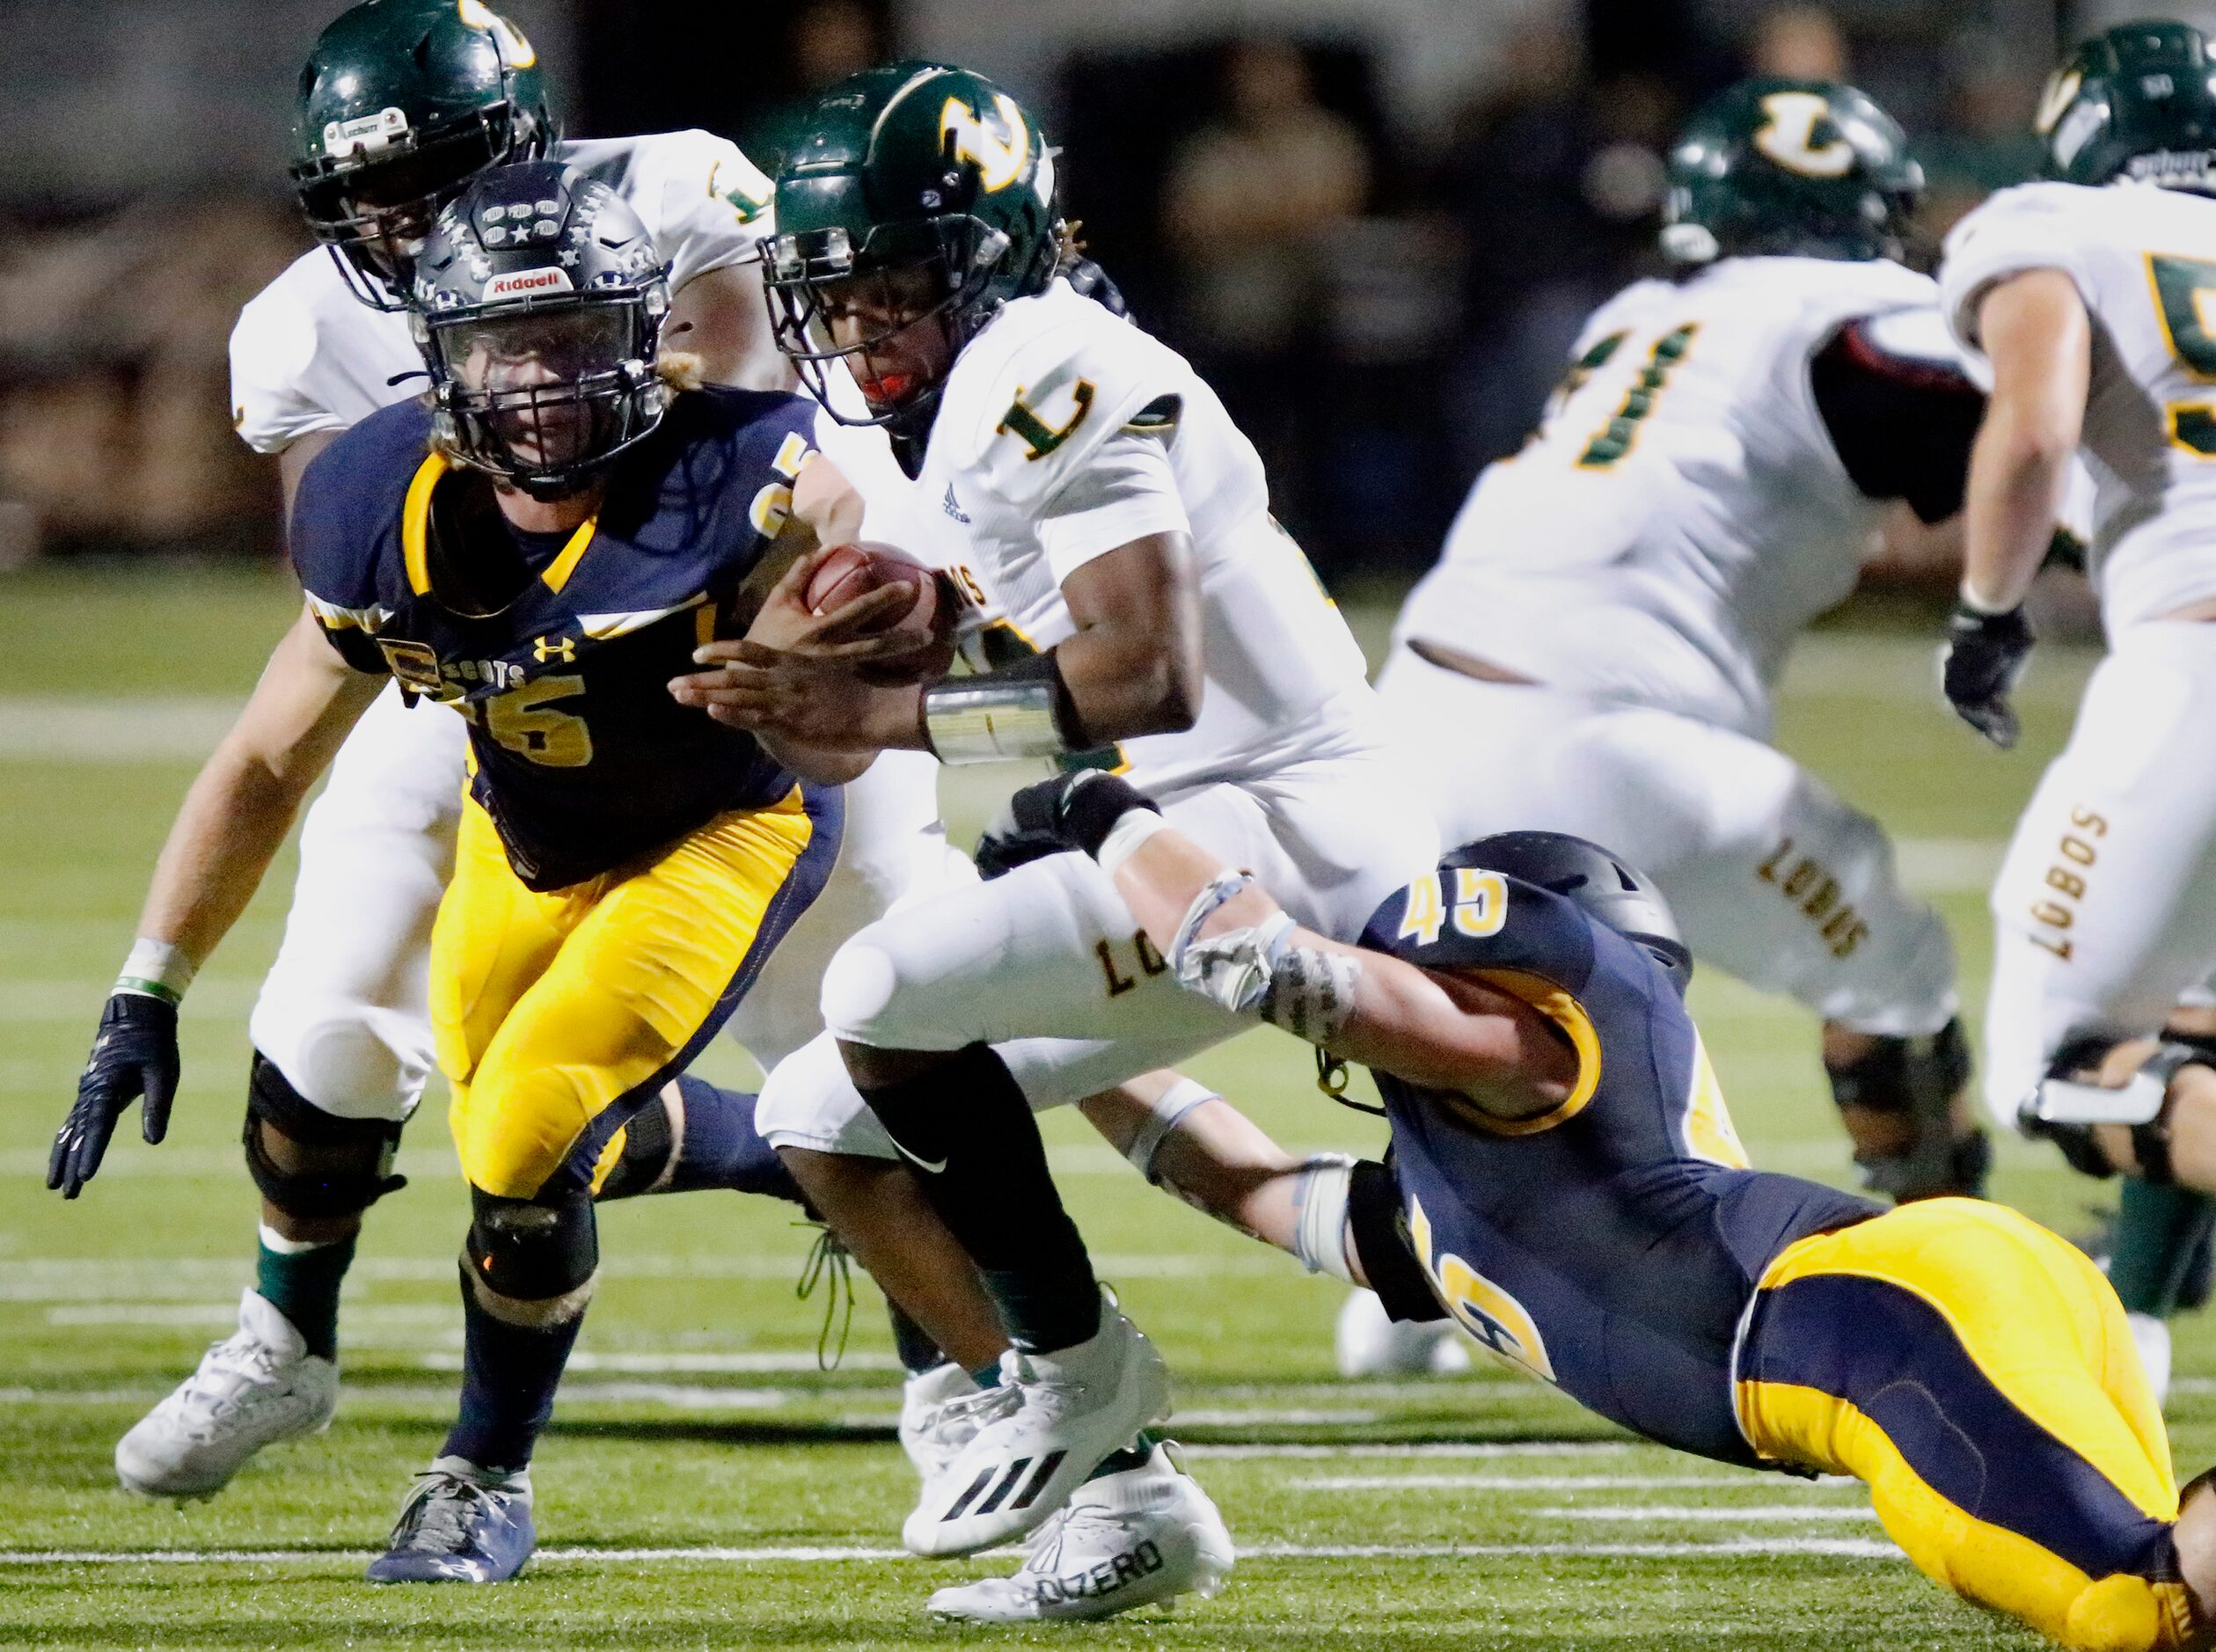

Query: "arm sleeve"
<box><xmin>1810</xmin><ymin>316</ymin><xmax>1986</xmax><ymax>524</ymax></box>
<box><xmin>1035</xmin><ymin>428</ymin><xmax>1192</xmax><ymax>587</ymax></box>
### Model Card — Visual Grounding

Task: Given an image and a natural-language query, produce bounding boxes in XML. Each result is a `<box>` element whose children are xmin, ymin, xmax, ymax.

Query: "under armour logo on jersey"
<box><xmin>532</xmin><ymin>634</ymin><xmax>576</xmax><ymax>663</ymax></box>
<box><xmin>941</xmin><ymin>485</ymin><xmax>971</xmax><ymax>523</ymax></box>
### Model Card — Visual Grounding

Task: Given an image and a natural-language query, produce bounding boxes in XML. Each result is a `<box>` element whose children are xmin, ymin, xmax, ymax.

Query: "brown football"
<box><xmin>801</xmin><ymin>542</ymin><xmax>951</xmax><ymax>682</ymax></box>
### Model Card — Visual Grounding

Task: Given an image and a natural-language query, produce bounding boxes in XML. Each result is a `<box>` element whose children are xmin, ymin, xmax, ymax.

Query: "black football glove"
<box><xmin>49</xmin><ymin>992</ymin><xmax>179</xmax><ymax>1198</ymax></box>
<box><xmin>977</xmin><ymin>770</ymin><xmax>1159</xmax><ymax>876</ymax></box>
<box><xmin>1063</xmin><ymin>256</ymin><xmax>1128</xmax><ymax>318</ymax></box>
<box><xmin>1940</xmin><ymin>603</ymin><xmax>2034</xmax><ymax>749</ymax></box>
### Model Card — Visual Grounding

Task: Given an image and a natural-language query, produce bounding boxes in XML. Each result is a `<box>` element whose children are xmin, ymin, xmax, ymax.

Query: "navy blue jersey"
<box><xmin>291</xmin><ymin>389</ymin><xmax>816</xmax><ymax>890</ymax></box>
<box><xmin>1359</xmin><ymin>864</ymin><xmax>1879</xmax><ymax>1467</ymax></box>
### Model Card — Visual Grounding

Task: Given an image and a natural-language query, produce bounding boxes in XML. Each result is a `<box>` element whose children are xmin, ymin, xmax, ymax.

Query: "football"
<box><xmin>801</xmin><ymin>542</ymin><xmax>938</xmax><ymax>637</ymax></box>
<box><xmin>800</xmin><ymin>541</ymin><xmax>950</xmax><ymax>681</ymax></box>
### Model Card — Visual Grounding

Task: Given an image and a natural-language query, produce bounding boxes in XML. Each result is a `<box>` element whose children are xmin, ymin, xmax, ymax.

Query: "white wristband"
<box><xmin>117</xmin><ymin>938</ymin><xmax>195</xmax><ymax>1005</ymax></box>
<box><xmin>1291</xmin><ymin>1155</ymin><xmax>1358</xmax><ymax>1281</ymax></box>
<box><xmin>1097</xmin><ymin>808</ymin><xmax>1170</xmax><ymax>875</ymax></box>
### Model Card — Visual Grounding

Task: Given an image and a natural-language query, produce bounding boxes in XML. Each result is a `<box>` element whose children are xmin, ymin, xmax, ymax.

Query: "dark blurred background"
<box><xmin>0</xmin><ymin>0</ymin><xmax>2172</xmax><ymax>579</ymax></box>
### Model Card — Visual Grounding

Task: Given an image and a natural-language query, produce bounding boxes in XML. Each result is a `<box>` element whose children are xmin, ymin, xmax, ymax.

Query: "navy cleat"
<box><xmin>365</xmin><ymin>1457</ymin><xmax>535</xmax><ymax>1583</ymax></box>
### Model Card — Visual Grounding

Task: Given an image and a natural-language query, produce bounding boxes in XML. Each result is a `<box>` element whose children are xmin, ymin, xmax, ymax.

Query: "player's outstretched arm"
<box><xmin>1014</xmin><ymin>772</ymin><xmax>1571</xmax><ymax>1115</ymax></box>
<box><xmin>1943</xmin><ymin>270</ymin><xmax>2089</xmax><ymax>748</ymax></box>
<box><xmin>49</xmin><ymin>607</ymin><xmax>382</xmax><ymax>1197</ymax></box>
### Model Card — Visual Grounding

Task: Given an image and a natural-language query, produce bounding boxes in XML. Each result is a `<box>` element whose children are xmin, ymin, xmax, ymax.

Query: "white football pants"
<box><xmin>755</xmin><ymin>749</ymin><xmax>1439</xmax><ymax>1158</ymax></box>
<box><xmin>247</xmin><ymin>682</ymin><xmax>963</xmax><ymax>1122</ymax></box>
<box><xmin>1981</xmin><ymin>620</ymin><xmax>2216</xmax><ymax>1128</ymax></box>
<box><xmin>1371</xmin><ymin>646</ymin><xmax>1956</xmax><ymax>1039</ymax></box>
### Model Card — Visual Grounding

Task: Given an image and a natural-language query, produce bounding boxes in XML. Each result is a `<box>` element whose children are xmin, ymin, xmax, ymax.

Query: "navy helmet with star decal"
<box><xmin>408</xmin><ymin>160</ymin><xmax>672</xmax><ymax>499</ymax></box>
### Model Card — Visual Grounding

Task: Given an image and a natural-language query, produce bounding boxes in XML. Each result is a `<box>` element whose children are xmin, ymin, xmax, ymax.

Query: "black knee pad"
<box><xmin>1828</xmin><ymin>1018</ymin><xmax>1982</xmax><ymax>1201</ymax></box>
<box><xmin>1345</xmin><ymin>1159</ymin><xmax>1447</xmax><ymax>1325</ymax></box>
<box><xmin>466</xmin><ymin>1186</ymin><xmax>598</xmax><ymax>1304</ymax></box>
<box><xmin>243</xmin><ymin>1050</ymin><xmax>407</xmax><ymax>1220</ymax></box>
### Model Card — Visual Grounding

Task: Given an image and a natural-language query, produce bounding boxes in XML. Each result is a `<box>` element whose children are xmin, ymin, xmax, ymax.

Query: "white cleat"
<box><xmin>928</xmin><ymin>1442</ymin><xmax>1234</xmax><ymax>1622</ymax></box>
<box><xmin>1335</xmin><ymin>1287</ymin><xmax>1470</xmax><ymax>1378</ymax></box>
<box><xmin>115</xmin><ymin>1289</ymin><xmax>338</xmax><ymax>1498</ymax></box>
<box><xmin>899</xmin><ymin>1361</ymin><xmax>983</xmax><ymax>1483</ymax></box>
<box><xmin>903</xmin><ymin>1296</ymin><xmax>1171</xmax><ymax>1558</ymax></box>
<box><xmin>2129</xmin><ymin>1311</ymin><xmax>2173</xmax><ymax>1409</ymax></box>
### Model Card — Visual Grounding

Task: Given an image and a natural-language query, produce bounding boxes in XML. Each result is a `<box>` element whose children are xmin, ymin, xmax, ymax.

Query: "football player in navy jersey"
<box><xmin>49</xmin><ymin>163</ymin><xmax>870</xmax><ymax>1583</ymax></box>
<box><xmin>995</xmin><ymin>767</ymin><xmax>2216</xmax><ymax>1652</ymax></box>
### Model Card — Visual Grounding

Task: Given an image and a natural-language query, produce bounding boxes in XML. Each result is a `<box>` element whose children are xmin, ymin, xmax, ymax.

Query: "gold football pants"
<box><xmin>1738</xmin><ymin>1197</ymin><xmax>2191</xmax><ymax>1651</ymax></box>
<box><xmin>429</xmin><ymin>786</ymin><xmax>840</xmax><ymax>1201</ymax></box>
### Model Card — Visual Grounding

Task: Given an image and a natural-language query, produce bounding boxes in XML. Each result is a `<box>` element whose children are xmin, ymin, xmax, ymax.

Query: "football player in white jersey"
<box><xmin>673</xmin><ymin>62</ymin><xmax>1437</xmax><ymax>1564</ymax></box>
<box><xmin>83</xmin><ymin>0</ymin><xmax>817</xmax><ymax>1502</ymax></box>
<box><xmin>1359</xmin><ymin>83</ymin><xmax>1986</xmax><ymax>1365</ymax></box>
<box><xmin>1940</xmin><ymin>19</ymin><xmax>2216</xmax><ymax>1403</ymax></box>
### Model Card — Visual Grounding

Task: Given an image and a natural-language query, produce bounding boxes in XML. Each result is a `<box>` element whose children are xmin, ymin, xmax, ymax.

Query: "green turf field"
<box><xmin>0</xmin><ymin>564</ymin><xmax>2196</xmax><ymax>1649</ymax></box>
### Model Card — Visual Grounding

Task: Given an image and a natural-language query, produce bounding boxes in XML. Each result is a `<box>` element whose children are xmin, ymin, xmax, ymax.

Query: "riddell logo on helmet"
<box><xmin>482</xmin><ymin>267</ymin><xmax>574</xmax><ymax>299</ymax></box>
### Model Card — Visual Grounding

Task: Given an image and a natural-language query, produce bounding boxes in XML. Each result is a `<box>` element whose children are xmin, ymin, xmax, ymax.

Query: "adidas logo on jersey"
<box><xmin>942</xmin><ymin>485</ymin><xmax>971</xmax><ymax>524</ymax></box>
<box><xmin>482</xmin><ymin>267</ymin><xmax>574</xmax><ymax>300</ymax></box>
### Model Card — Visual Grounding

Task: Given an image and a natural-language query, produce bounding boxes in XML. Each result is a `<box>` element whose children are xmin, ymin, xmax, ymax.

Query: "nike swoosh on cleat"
<box><xmin>892</xmin><ymin>1142</ymin><xmax>948</xmax><ymax>1175</ymax></box>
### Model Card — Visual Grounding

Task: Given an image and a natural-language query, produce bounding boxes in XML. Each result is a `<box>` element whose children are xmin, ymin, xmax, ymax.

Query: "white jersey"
<box><xmin>229</xmin><ymin>129</ymin><xmax>774</xmax><ymax>456</ymax></box>
<box><xmin>1396</xmin><ymin>256</ymin><xmax>1945</xmax><ymax>738</ymax></box>
<box><xmin>903</xmin><ymin>277</ymin><xmax>1378</xmax><ymax>793</ymax></box>
<box><xmin>1942</xmin><ymin>180</ymin><xmax>2216</xmax><ymax>636</ymax></box>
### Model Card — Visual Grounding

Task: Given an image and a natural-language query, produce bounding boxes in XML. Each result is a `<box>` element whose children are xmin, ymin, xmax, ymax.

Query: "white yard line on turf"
<box><xmin>1298</xmin><ymin>1474</ymin><xmax>1858</xmax><ymax>1491</ymax></box>
<box><xmin>0</xmin><ymin>1251</ymin><xmax>1288</xmax><ymax>1299</ymax></box>
<box><xmin>1546</xmin><ymin>1505</ymin><xmax>1878</xmax><ymax>1523</ymax></box>
<box><xmin>0</xmin><ymin>1537</ymin><xmax>1904</xmax><ymax>1567</ymax></box>
<box><xmin>1185</xmin><ymin>1443</ymin><xmax>1631</xmax><ymax>1458</ymax></box>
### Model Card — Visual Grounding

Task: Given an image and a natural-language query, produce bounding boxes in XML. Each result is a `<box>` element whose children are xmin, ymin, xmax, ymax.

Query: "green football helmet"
<box><xmin>290</xmin><ymin>0</ymin><xmax>556</xmax><ymax>310</ymax></box>
<box><xmin>2037</xmin><ymin>20</ymin><xmax>2216</xmax><ymax>193</ymax></box>
<box><xmin>1661</xmin><ymin>78</ymin><xmax>1923</xmax><ymax>265</ymax></box>
<box><xmin>764</xmin><ymin>62</ymin><xmax>1063</xmax><ymax>439</ymax></box>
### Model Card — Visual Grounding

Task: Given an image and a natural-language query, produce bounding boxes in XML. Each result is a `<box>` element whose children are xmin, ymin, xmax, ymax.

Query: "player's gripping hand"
<box><xmin>982</xmin><ymin>771</ymin><xmax>1159</xmax><ymax>874</ymax></box>
<box><xmin>1940</xmin><ymin>602</ymin><xmax>2034</xmax><ymax>749</ymax></box>
<box><xmin>49</xmin><ymin>992</ymin><xmax>179</xmax><ymax>1198</ymax></box>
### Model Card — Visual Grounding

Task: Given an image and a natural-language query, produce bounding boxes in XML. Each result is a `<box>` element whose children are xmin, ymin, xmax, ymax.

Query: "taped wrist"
<box><xmin>243</xmin><ymin>1051</ymin><xmax>407</xmax><ymax>1220</ymax></box>
<box><xmin>1290</xmin><ymin>1154</ymin><xmax>1357</xmax><ymax>1281</ymax></box>
<box><xmin>923</xmin><ymin>651</ymin><xmax>1085</xmax><ymax>764</ymax></box>
<box><xmin>465</xmin><ymin>1187</ymin><xmax>598</xmax><ymax>1325</ymax></box>
<box><xmin>117</xmin><ymin>938</ymin><xmax>195</xmax><ymax>1006</ymax></box>
<box><xmin>1346</xmin><ymin>1159</ymin><xmax>1447</xmax><ymax>1323</ymax></box>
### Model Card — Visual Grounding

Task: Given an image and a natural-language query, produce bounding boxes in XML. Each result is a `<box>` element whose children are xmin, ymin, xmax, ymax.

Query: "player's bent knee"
<box><xmin>818</xmin><ymin>940</ymin><xmax>903</xmax><ymax>1046</ymax></box>
<box><xmin>243</xmin><ymin>1050</ymin><xmax>408</xmax><ymax>1220</ymax></box>
<box><xmin>464</xmin><ymin>1186</ymin><xmax>598</xmax><ymax>1327</ymax></box>
<box><xmin>247</xmin><ymin>1001</ymin><xmax>424</xmax><ymax>1123</ymax></box>
<box><xmin>757</xmin><ymin>1035</ymin><xmax>901</xmax><ymax>1160</ymax></box>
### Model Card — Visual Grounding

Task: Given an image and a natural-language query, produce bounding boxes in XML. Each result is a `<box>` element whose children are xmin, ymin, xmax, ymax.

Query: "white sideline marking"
<box><xmin>0</xmin><ymin>697</ymin><xmax>244</xmax><ymax>762</ymax></box>
<box><xmin>1547</xmin><ymin>1505</ymin><xmax>1878</xmax><ymax>1523</ymax></box>
<box><xmin>1186</xmin><ymin>1442</ymin><xmax>1630</xmax><ymax>1459</ymax></box>
<box><xmin>1298</xmin><ymin>1474</ymin><xmax>1857</xmax><ymax>1491</ymax></box>
<box><xmin>48</xmin><ymin>1303</ymin><xmax>455</xmax><ymax>1329</ymax></box>
<box><xmin>0</xmin><ymin>1537</ymin><xmax>1903</xmax><ymax>1568</ymax></box>
<box><xmin>0</xmin><ymin>1252</ymin><xmax>1285</xmax><ymax>1301</ymax></box>
<box><xmin>1172</xmin><ymin>1407</ymin><xmax>1382</xmax><ymax>1426</ymax></box>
